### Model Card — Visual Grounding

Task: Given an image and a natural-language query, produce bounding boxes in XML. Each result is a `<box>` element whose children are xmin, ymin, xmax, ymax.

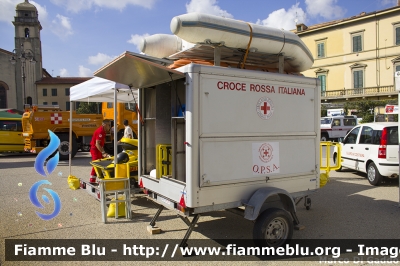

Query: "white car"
<box><xmin>333</xmin><ymin>122</ymin><xmax>399</xmax><ymax>186</ymax></box>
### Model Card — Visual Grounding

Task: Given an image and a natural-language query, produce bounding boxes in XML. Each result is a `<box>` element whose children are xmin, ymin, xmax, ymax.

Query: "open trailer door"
<box><xmin>94</xmin><ymin>51</ymin><xmax>184</xmax><ymax>89</ymax></box>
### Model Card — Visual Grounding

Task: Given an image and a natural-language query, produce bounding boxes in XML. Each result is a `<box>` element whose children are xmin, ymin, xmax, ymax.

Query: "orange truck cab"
<box><xmin>102</xmin><ymin>102</ymin><xmax>138</xmax><ymax>140</ymax></box>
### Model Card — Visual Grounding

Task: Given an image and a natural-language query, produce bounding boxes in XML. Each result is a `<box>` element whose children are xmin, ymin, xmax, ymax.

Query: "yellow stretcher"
<box><xmin>80</xmin><ymin>138</ymin><xmax>139</xmax><ymax>200</ymax></box>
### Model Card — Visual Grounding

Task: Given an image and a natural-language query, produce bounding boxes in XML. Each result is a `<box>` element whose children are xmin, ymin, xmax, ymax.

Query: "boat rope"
<box><xmin>241</xmin><ymin>22</ymin><xmax>253</xmax><ymax>69</ymax></box>
<box><xmin>277</xmin><ymin>30</ymin><xmax>286</xmax><ymax>58</ymax></box>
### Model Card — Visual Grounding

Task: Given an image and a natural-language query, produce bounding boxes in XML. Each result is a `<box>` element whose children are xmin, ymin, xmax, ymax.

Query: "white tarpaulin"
<box><xmin>70</xmin><ymin>77</ymin><xmax>137</xmax><ymax>102</ymax></box>
<box><xmin>69</xmin><ymin>77</ymin><xmax>138</xmax><ymax>177</ymax></box>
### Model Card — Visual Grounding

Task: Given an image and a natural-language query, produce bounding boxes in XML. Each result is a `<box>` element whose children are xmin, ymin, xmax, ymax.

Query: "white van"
<box><xmin>320</xmin><ymin>115</ymin><xmax>357</xmax><ymax>141</ymax></box>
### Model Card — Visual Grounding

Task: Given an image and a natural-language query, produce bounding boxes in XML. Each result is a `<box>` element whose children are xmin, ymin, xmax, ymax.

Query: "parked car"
<box><xmin>333</xmin><ymin>122</ymin><xmax>399</xmax><ymax>186</ymax></box>
<box><xmin>320</xmin><ymin>115</ymin><xmax>357</xmax><ymax>141</ymax></box>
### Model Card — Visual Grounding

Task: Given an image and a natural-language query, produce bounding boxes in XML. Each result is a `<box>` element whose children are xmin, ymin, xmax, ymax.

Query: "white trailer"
<box><xmin>95</xmin><ymin>51</ymin><xmax>321</xmax><ymax>247</ymax></box>
<box><xmin>327</xmin><ymin>108</ymin><xmax>344</xmax><ymax>116</ymax></box>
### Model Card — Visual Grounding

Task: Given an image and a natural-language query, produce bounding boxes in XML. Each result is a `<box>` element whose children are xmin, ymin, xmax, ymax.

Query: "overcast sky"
<box><xmin>0</xmin><ymin>0</ymin><xmax>397</xmax><ymax>77</ymax></box>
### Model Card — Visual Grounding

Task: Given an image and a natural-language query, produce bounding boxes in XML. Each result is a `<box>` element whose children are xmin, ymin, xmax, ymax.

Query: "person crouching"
<box><xmin>89</xmin><ymin>119</ymin><xmax>111</xmax><ymax>184</ymax></box>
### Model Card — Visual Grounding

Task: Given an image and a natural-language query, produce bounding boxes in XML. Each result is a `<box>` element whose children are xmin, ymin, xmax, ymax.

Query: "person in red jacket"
<box><xmin>89</xmin><ymin>119</ymin><xmax>111</xmax><ymax>184</ymax></box>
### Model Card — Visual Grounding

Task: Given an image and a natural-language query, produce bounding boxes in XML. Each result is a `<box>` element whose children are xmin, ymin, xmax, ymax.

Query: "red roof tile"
<box><xmin>35</xmin><ymin>77</ymin><xmax>91</xmax><ymax>85</ymax></box>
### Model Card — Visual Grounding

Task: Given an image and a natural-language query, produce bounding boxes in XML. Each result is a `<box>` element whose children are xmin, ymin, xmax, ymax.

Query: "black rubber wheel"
<box><xmin>367</xmin><ymin>162</ymin><xmax>383</xmax><ymax>186</ymax></box>
<box><xmin>57</xmin><ymin>133</ymin><xmax>77</xmax><ymax>161</ymax></box>
<box><xmin>333</xmin><ymin>153</ymin><xmax>342</xmax><ymax>172</ymax></box>
<box><xmin>253</xmin><ymin>208</ymin><xmax>293</xmax><ymax>247</ymax></box>
<box><xmin>305</xmin><ymin>198</ymin><xmax>311</xmax><ymax>210</ymax></box>
<box><xmin>321</xmin><ymin>133</ymin><xmax>329</xmax><ymax>141</ymax></box>
<box><xmin>81</xmin><ymin>145</ymin><xmax>90</xmax><ymax>152</ymax></box>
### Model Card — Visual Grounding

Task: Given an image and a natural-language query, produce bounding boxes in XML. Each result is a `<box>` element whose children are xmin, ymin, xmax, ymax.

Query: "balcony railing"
<box><xmin>321</xmin><ymin>85</ymin><xmax>396</xmax><ymax>100</ymax></box>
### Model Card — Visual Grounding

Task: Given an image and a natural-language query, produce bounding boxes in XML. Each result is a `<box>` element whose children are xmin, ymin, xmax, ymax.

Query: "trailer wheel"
<box><xmin>253</xmin><ymin>208</ymin><xmax>293</xmax><ymax>247</ymax></box>
<box><xmin>57</xmin><ymin>134</ymin><xmax>77</xmax><ymax>161</ymax></box>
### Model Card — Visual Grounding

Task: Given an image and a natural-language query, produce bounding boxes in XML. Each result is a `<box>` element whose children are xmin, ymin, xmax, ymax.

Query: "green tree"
<box><xmin>76</xmin><ymin>102</ymin><xmax>99</xmax><ymax>114</ymax></box>
<box><xmin>321</xmin><ymin>105</ymin><xmax>327</xmax><ymax>117</ymax></box>
<box><xmin>344</xmin><ymin>99</ymin><xmax>397</xmax><ymax>123</ymax></box>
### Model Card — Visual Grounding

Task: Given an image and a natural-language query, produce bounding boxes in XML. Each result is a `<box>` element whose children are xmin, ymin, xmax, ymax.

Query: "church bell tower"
<box><xmin>12</xmin><ymin>0</ymin><xmax>43</xmax><ymax>109</ymax></box>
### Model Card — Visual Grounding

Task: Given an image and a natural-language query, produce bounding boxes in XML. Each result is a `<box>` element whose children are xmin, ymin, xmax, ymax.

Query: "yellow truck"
<box><xmin>101</xmin><ymin>102</ymin><xmax>138</xmax><ymax>140</ymax></box>
<box><xmin>22</xmin><ymin>105</ymin><xmax>103</xmax><ymax>160</ymax></box>
<box><xmin>0</xmin><ymin>116</ymin><xmax>25</xmax><ymax>153</ymax></box>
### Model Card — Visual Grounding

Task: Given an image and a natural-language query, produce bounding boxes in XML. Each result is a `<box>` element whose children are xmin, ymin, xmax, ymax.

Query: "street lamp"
<box><xmin>10</xmin><ymin>43</ymin><xmax>36</xmax><ymax>106</ymax></box>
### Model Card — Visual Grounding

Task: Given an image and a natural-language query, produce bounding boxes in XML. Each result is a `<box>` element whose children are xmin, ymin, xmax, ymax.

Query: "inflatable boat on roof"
<box><xmin>141</xmin><ymin>13</ymin><xmax>314</xmax><ymax>73</ymax></box>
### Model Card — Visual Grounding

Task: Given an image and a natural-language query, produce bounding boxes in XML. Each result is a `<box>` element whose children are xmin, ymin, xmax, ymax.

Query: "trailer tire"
<box><xmin>253</xmin><ymin>208</ymin><xmax>293</xmax><ymax>247</ymax></box>
<box><xmin>57</xmin><ymin>133</ymin><xmax>77</xmax><ymax>161</ymax></box>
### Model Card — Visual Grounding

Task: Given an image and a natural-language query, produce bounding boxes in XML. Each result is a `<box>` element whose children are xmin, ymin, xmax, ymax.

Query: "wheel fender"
<box><xmin>243</xmin><ymin>187</ymin><xmax>296</xmax><ymax>221</ymax></box>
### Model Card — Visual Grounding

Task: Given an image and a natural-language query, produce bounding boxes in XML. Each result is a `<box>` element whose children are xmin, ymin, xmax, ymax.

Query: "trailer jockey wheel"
<box><xmin>304</xmin><ymin>197</ymin><xmax>311</xmax><ymax>210</ymax></box>
<box><xmin>253</xmin><ymin>208</ymin><xmax>293</xmax><ymax>247</ymax></box>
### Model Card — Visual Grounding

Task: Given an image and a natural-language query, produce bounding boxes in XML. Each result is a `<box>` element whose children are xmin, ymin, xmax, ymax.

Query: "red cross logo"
<box><xmin>261</xmin><ymin>102</ymin><xmax>270</xmax><ymax>115</ymax></box>
<box><xmin>259</xmin><ymin>143</ymin><xmax>273</xmax><ymax>163</ymax></box>
<box><xmin>256</xmin><ymin>97</ymin><xmax>274</xmax><ymax>120</ymax></box>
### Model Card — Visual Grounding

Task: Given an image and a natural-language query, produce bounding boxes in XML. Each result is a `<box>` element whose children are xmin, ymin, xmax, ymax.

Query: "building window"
<box><xmin>51</xmin><ymin>88</ymin><xmax>57</xmax><ymax>96</ymax></box>
<box><xmin>27</xmin><ymin>97</ymin><xmax>32</xmax><ymax>105</ymax></box>
<box><xmin>318</xmin><ymin>75</ymin><xmax>326</xmax><ymax>97</ymax></box>
<box><xmin>353</xmin><ymin>70</ymin><xmax>364</xmax><ymax>89</ymax></box>
<box><xmin>351</xmin><ymin>32</ymin><xmax>363</xmax><ymax>53</ymax></box>
<box><xmin>52</xmin><ymin>102</ymin><xmax>58</xmax><ymax>105</ymax></box>
<box><xmin>65</xmin><ymin>88</ymin><xmax>70</xmax><ymax>96</ymax></box>
<box><xmin>392</xmin><ymin>57</ymin><xmax>400</xmax><ymax>80</ymax></box>
<box><xmin>66</xmin><ymin>101</ymin><xmax>70</xmax><ymax>111</ymax></box>
<box><xmin>43</xmin><ymin>102</ymin><xmax>47</xmax><ymax>105</ymax></box>
<box><xmin>350</xmin><ymin>63</ymin><xmax>367</xmax><ymax>93</ymax></box>
<box><xmin>317</xmin><ymin>42</ymin><xmax>325</xmax><ymax>58</ymax></box>
<box><xmin>394</xmin><ymin>23</ymin><xmax>400</xmax><ymax>46</ymax></box>
<box><xmin>43</xmin><ymin>88</ymin><xmax>47</xmax><ymax>96</ymax></box>
<box><xmin>25</xmin><ymin>28</ymin><xmax>30</xmax><ymax>38</ymax></box>
<box><xmin>315</xmin><ymin>68</ymin><xmax>328</xmax><ymax>97</ymax></box>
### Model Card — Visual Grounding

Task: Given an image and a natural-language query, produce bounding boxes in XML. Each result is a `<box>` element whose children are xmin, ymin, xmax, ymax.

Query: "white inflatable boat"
<box><xmin>141</xmin><ymin>13</ymin><xmax>314</xmax><ymax>73</ymax></box>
